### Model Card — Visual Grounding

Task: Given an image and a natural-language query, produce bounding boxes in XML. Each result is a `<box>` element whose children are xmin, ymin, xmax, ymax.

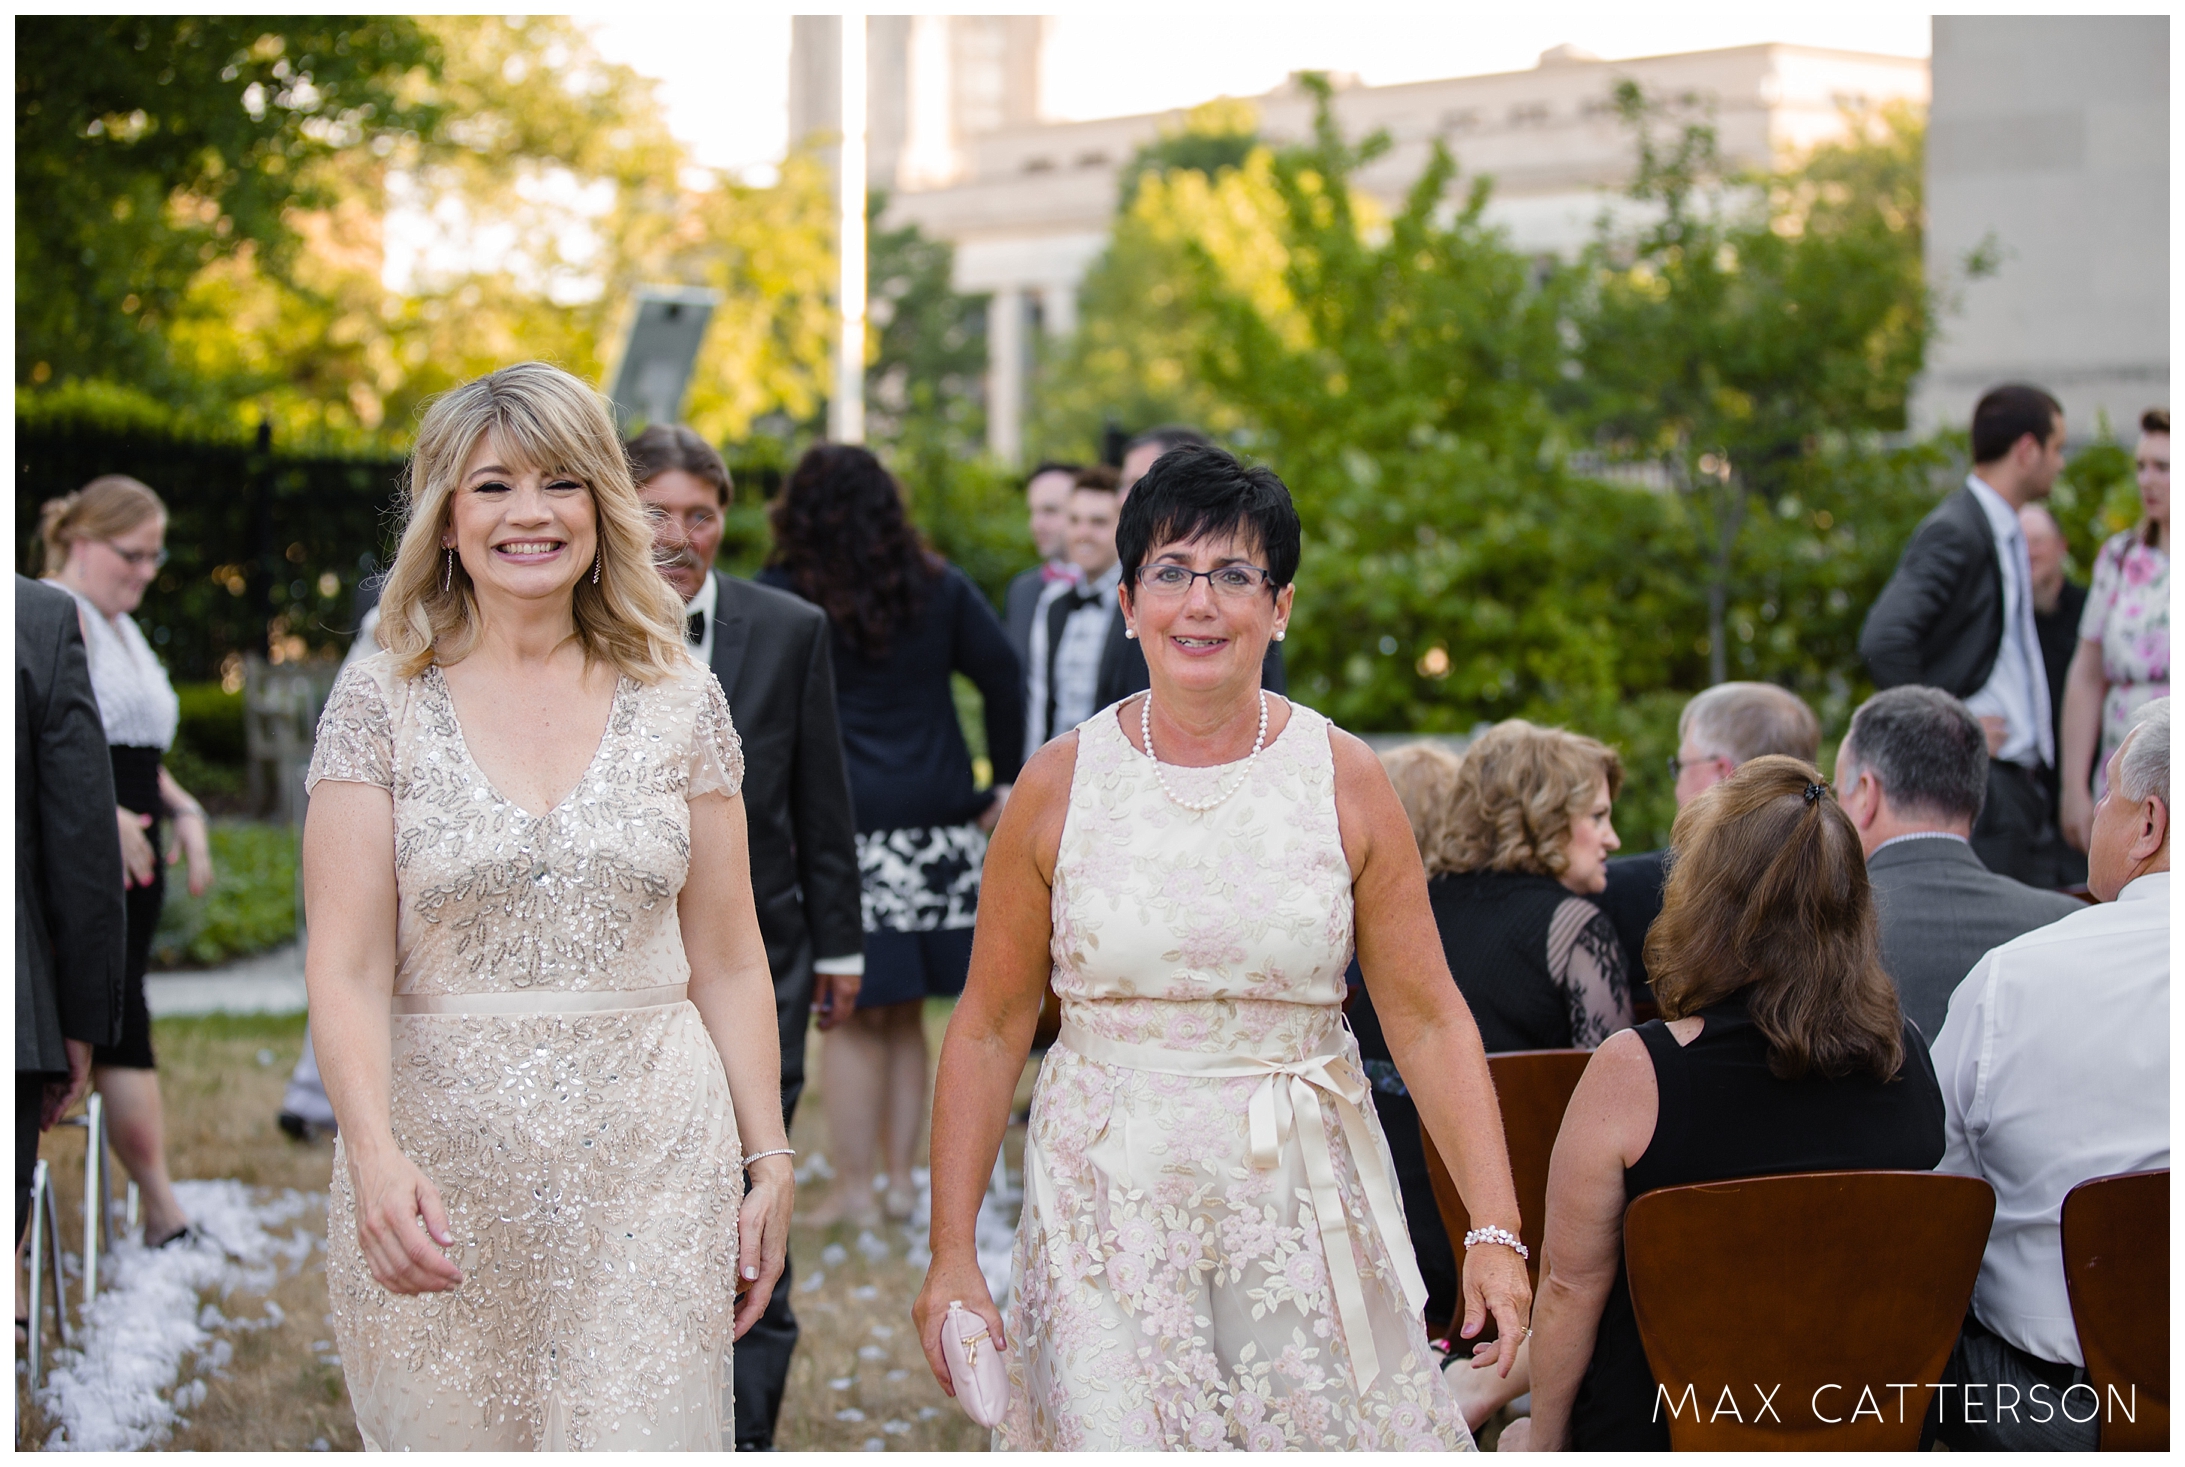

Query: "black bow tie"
<box><xmin>687</xmin><ymin>610</ymin><xmax>705</xmax><ymax>645</ymax></box>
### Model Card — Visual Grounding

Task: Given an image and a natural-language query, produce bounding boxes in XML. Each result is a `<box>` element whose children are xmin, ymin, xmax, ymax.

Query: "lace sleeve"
<box><xmin>687</xmin><ymin>672</ymin><xmax>745</xmax><ymax>801</ymax></box>
<box><xmin>306</xmin><ymin>661</ymin><xmax>394</xmax><ymax>793</ymax></box>
<box><xmin>1547</xmin><ymin>896</ymin><xmax>1635</xmax><ymax>1049</ymax></box>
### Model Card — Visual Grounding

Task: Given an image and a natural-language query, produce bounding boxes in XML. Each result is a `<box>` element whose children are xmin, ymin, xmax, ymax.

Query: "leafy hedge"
<box><xmin>151</xmin><ymin>820</ymin><xmax>299</xmax><ymax>968</ymax></box>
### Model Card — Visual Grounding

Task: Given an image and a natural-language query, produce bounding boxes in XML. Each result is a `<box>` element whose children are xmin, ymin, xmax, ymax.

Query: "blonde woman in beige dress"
<box><xmin>913</xmin><ymin>447</ymin><xmax>1531</xmax><ymax>1449</ymax></box>
<box><xmin>303</xmin><ymin>363</ymin><xmax>793</xmax><ymax>1450</ymax></box>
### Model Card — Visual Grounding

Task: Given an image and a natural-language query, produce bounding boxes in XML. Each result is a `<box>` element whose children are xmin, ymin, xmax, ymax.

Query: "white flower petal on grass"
<box><xmin>858</xmin><ymin>1345</ymin><xmax>886</xmax><ymax>1360</ymax></box>
<box><xmin>830</xmin><ymin>1376</ymin><xmax>855</xmax><ymax>1391</ymax></box>
<box><xmin>850</xmin><ymin>1284</ymin><xmax>879</xmax><ymax>1302</ymax></box>
<box><xmin>820</xmin><ymin>1243</ymin><xmax>850</xmax><ymax>1268</ymax></box>
<box><xmin>799</xmin><ymin>1271</ymin><xmax>826</xmax><ymax>1293</ymax></box>
<box><xmin>835</xmin><ymin>1407</ymin><xmax>866</xmax><ymax>1422</ymax></box>
<box><xmin>37</xmin><ymin>1180</ymin><xmax>317</xmax><ymax>1452</ymax></box>
<box><xmin>863</xmin><ymin>1437</ymin><xmax>885</xmax><ymax>1451</ymax></box>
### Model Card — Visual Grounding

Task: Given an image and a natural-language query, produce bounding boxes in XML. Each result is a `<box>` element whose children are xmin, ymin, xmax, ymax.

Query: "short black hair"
<box><xmin>1126</xmin><ymin>424</ymin><xmax>1212</xmax><ymax>457</ymax></box>
<box><xmin>1025</xmin><ymin>459</ymin><xmax>1080</xmax><ymax>491</ymax></box>
<box><xmin>1971</xmin><ymin>385</ymin><xmax>2063</xmax><ymax>464</ymax></box>
<box><xmin>1117</xmin><ymin>444</ymin><xmax>1301</xmax><ymax>594</ymax></box>
<box><xmin>2143</xmin><ymin>407</ymin><xmax>2169</xmax><ymax>436</ymax></box>
<box><xmin>1842</xmin><ymin>686</ymin><xmax>1988</xmax><ymax>824</ymax></box>
<box><xmin>627</xmin><ymin>423</ymin><xmax>733</xmax><ymax>506</ymax></box>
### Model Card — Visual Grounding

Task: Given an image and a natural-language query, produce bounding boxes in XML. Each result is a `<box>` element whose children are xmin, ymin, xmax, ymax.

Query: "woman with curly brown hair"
<box><xmin>760</xmin><ymin>444</ymin><xmax>1025</xmax><ymax>1226</ymax></box>
<box><xmin>1507</xmin><ymin>757</ymin><xmax>1946</xmax><ymax>1450</ymax></box>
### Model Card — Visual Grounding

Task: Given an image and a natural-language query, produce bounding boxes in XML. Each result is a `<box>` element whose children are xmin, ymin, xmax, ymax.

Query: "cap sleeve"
<box><xmin>688</xmin><ymin>671</ymin><xmax>745</xmax><ymax>801</ymax></box>
<box><xmin>306</xmin><ymin>660</ymin><xmax>395</xmax><ymax>793</ymax></box>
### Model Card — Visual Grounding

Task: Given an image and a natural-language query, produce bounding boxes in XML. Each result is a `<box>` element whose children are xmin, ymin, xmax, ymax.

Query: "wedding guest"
<box><xmin>1026</xmin><ymin>466</ymin><xmax>1121</xmax><ymax>747</ymax></box>
<box><xmin>1597</xmin><ymin>682</ymin><xmax>1817</xmax><ymax>997</ymax></box>
<box><xmin>40</xmin><ymin>476</ymin><xmax>215</xmax><ymax>1250</ymax></box>
<box><xmin>1929</xmin><ymin>699</ymin><xmax>2170</xmax><ymax>1451</ymax></box>
<box><xmin>1513</xmin><ymin>757</ymin><xmax>1944</xmax><ymax>1450</ymax></box>
<box><xmin>16</xmin><ymin>577</ymin><xmax>125</xmax><ymax>1296</ymax></box>
<box><xmin>2021</xmin><ymin>505</ymin><xmax>2087</xmax><ymax>761</ymax></box>
<box><xmin>304</xmin><ymin>363</ymin><xmax>792</xmax><ymax>1449</ymax></box>
<box><xmin>628</xmin><ymin>423</ymin><xmax>863</xmax><ymax>1451</ymax></box>
<box><xmin>1002</xmin><ymin>461</ymin><xmax>1083</xmax><ymax>692</ymax></box>
<box><xmin>760</xmin><ymin>444</ymin><xmax>1024</xmax><ymax>1227</ymax></box>
<box><xmin>2059</xmin><ymin>408</ymin><xmax>2169</xmax><ymax>851</ymax></box>
<box><xmin>1834</xmin><ymin>687</ymin><xmax>2080</xmax><ymax>1038</ymax></box>
<box><xmin>916</xmin><ymin>445</ymin><xmax>1527</xmax><ymax>1448</ymax></box>
<box><xmin>1094</xmin><ymin>426</ymin><xmax>1284</xmax><ymax>710</ymax></box>
<box><xmin>1861</xmin><ymin>384</ymin><xmax>2073</xmax><ymax>886</ymax></box>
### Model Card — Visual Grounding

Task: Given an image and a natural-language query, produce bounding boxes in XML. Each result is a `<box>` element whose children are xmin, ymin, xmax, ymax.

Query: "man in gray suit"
<box><xmin>1834</xmin><ymin>686</ymin><xmax>2082</xmax><ymax>1039</ymax></box>
<box><xmin>16</xmin><ymin>576</ymin><xmax>125</xmax><ymax>1249</ymax></box>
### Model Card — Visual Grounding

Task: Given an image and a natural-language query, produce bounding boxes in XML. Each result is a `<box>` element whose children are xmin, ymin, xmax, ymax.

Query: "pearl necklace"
<box><xmin>1141</xmin><ymin>690</ymin><xmax>1269</xmax><ymax>813</ymax></box>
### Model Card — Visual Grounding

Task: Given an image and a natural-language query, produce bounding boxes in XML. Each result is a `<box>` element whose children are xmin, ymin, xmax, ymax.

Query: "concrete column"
<box><xmin>987</xmin><ymin>285</ymin><xmax>1024</xmax><ymax>466</ymax></box>
<box><xmin>1043</xmin><ymin>282</ymin><xmax>1078</xmax><ymax>338</ymax></box>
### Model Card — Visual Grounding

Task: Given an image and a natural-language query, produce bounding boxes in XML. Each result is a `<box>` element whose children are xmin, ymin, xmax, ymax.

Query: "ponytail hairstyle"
<box><xmin>375</xmin><ymin>362</ymin><xmax>689</xmax><ymax>682</ymax></box>
<box><xmin>39</xmin><ymin>475</ymin><xmax>166</xmax><ymax>575</ymax></box>
<box><xmin>1645</xmin><ymin>755</ymin><xmax>1906</xmax><ymax>1082</ymax></box>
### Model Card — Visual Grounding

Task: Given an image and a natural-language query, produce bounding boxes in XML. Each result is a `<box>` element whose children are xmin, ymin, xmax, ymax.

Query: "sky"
<box><xmin>578</xmin><ymin>8</ymin><xmax>1933</xmax><ymax>180</ymax></box>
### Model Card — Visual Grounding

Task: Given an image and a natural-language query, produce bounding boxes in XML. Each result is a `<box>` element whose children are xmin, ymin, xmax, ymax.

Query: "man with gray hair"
<box><xmin>1836</xmin><ymin>687</ymin><xmax>2081</xmax><ymax>1038</ymax></box>
<box><xmin>1598</xmin><ymin>682</ymin><xmax>1821</xmax><ymax>995</ymax></box>
<box><xmin>1927</xmin><ymin>698</ymin><xmax>2169</xmax><ymax>1451</ymax></box>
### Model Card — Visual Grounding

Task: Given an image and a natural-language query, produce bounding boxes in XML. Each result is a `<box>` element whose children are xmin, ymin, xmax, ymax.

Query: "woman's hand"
<box><xmin>913</xmin><ymin>1251</ymin><xmax>1004</xmax><ymax>1397</ymax></box>
<box><xmin>117</xmin><ymin>807</ymin><xmax>156</xmax><ymax>889</ymax></box>
<box><xmin>170</xmin><ymin>809</ymin><xmax>215</xmax><ymax>897</ymax></box>
<box><xmin>733</xmin><ymin>1155</ymin><xmax>794</xmax><ymax>1338</ymax></box>
<box><xmin>2060</xmin><ymin>781</ymin><xmax>2095</xmax><ymax>852</ymax></box>
<box><xmin>1457</xmin><ymin>1240</ymin><xmax>1535</xmax><ymax>1378</ymax></box>
<box><xmin>347</xmin><ymin>1141</ymin><xmax>463</xmax><ymax>1295</ymax></box>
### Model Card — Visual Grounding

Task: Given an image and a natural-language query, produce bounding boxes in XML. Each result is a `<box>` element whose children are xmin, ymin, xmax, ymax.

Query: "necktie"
<box><xmin>687</xmin><ymin>610</ymin><xmax>705</xmax><ymax>646</ymax></box>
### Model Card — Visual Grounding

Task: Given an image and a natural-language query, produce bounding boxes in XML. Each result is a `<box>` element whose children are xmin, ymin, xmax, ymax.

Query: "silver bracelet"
<box><xmin>744</xmin><ymin>1148</ymin><xmax>796</xmax><ymax>1168</ymax></box>
<box><xmin>1464</xmin><ymin>1225</ymin><xmax>1531</xmax><ymax>1261</ymax></box>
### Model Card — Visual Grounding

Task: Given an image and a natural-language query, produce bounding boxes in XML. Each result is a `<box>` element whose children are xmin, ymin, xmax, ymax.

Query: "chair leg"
<box><xmin>81</xmin><ymin>1093</ymin><xmax>103</xmax><ymax>1307</ymax></box>
<box><xmin>43</xmin><ymin>1167</ymin><xmax>70</xmax><ymax>1352</ymax></box>
<box><xmin>26</xmin><ymin>1158</ymin><xmax>47</xmax><ymax>1388</ymax></box>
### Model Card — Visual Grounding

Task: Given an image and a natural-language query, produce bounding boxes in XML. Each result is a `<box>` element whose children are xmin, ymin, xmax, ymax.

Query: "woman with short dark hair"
<box><xmin>1510</xmin><ymin>756</ymin><xmax>1945</xmax><ymax>1450</ymax></box>
<box><xmin>914</xmin><ymin>445</ymin><xmax>1527</xmax><ymax>1448</ymax></box>
<box><xmin>760</xmin><ymin>444</ymin><xmax>1025</xmax><ymax>1226</ymax></box>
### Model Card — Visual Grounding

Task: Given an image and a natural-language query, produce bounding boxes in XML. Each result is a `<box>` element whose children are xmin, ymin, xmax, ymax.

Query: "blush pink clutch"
<box><xmin>941</xmin><ymin>1299</ymin><xmax>1009</xmax><ymax>1428</ymax></box>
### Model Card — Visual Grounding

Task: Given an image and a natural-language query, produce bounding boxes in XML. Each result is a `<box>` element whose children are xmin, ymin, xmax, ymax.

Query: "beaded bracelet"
<box><xmin>1463</xmin><ymin>1224</ymin><xmax>1531</xmax><ymax>1261</ymax></box>
<box><xmin>744</xmin><ymin>1148</ymin><xmax>796</xmax><ymax>1168</ymax></box>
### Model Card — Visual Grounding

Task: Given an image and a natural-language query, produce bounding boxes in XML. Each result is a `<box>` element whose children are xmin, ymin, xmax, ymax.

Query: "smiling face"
<box><xmin>1558</xmin><ymin>774</ymin><xmax>1622</xmax><ymax>895</ymax></box>
<box><xmin>442</xmin><ymin>433</ymin><xmax>598</xmax><ymax>609</ymax></box>
<box><xmin>1066</xmin><ymin>486</ymin><xmax>1120</xmax><ymax>579</ymax></box>
<box><xmin>1026</xmin><ymin>468</ymin><xmax>1076</xmax><ymax>561</ymax></box>
<box><xmin>1123</xmin><ymin>530</ymin><xmax>1293</xmax><ymax>699</ymax></box>
<box><xmin>2137</xmin><ymin>431</ymin><xmax>2169</xmax><ymax>531</ymax></box>
<box><xmin>639</xmin><ymin>467</ymin><xmax>723</xmax><ymax>604</ymax></box>
<box><xmin>64</xmin><ymin>512</ymin><xmax>166</xmax><ymax>620</ymax></box>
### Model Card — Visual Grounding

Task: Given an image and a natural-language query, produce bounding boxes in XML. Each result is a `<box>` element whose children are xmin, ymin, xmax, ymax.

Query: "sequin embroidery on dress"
<box><xmin>998</xmin><ymin>697</ymin><xmax>1474</xmax><ymax>1451</ymax></box>
<box><xmin>306</xmin><ymin>651</ymin><xmax>747</xmax><ymax>1451</ymax></box>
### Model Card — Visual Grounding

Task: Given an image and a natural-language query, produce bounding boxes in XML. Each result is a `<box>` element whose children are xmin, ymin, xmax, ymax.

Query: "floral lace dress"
<box><xmin>306</xmin><ymin>653</ymin><xmax>747</xmax><ymax>1451</ymax></box>
<box><xmin>2079</xmin><ymin>528</ymin><xmax>2169</xmax><ymax>793</ymax></box>
<box><xmin>999</xmin><ymin>698</ymin><xmax>1472</xmax><ymax>1451</ymax></box>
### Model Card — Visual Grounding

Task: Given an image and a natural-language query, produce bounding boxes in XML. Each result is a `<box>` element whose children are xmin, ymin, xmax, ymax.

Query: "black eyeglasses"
<box><xmin>1132</xmin><ymin>563</ymin><xmax>1274</xmax><ymax>599</ymax></box>
<box><xmin>104</xmin><ymin>541</ymin><xmax>169</xmax><ymax>570</ymax></box>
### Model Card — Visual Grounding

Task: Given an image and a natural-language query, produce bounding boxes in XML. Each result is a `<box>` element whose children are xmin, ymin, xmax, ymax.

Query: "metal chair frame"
<box><xmin>23</xmin><ymin>1093</ymin><xmax>114</xmax><ymax>1391</ymax></box>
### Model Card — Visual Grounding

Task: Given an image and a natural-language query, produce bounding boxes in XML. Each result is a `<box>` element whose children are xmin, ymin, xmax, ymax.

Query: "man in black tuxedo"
<box><xmin>16</xmin><ymin>576</ymin><xmax>125</xmax><ymax>1250</ymax></box>
<box><xmin>1094</xmin><ymin>427</ymin><xmax>1285</xmax><ymax>708</ymax></box>
<box><xmin>1001</xmin><ymin>460</ymin><xmax>1082</xmax><ymax>677</ymax></box>
<box><xmin>629</xmin><ymin>427</ymin><xmax>863</xmax><ymax>1453</ymax></box>
<box><xmin>1860</xmin><ymin>384</ymin><xmax>2073</xmax><ymax>887</ymax></box>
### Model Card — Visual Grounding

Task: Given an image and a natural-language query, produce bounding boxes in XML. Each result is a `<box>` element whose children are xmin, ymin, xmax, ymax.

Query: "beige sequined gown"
<box><xmin>306</xmin><ymin>652</ymin><xmax>748</xmax><ymax>1451</ymax></box>
<box><xmin>999</xmin><ymin>699</ymin><xmax>1472</xmax><ymax>1450</ymax></box>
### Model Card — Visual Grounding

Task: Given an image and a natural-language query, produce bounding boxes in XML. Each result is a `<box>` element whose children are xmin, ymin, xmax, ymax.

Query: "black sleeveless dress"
<box><xmin>1568</xmin><ymin>989</ymin><xmax>1946</xmax><ymax>1450</ymax></box>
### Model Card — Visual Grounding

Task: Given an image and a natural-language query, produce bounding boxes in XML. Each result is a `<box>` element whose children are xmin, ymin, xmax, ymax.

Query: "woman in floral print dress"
<box><xmin>914</xmin><ymin>447</ymin><xmax>1530</xmax><ymax>1450</ymax></box>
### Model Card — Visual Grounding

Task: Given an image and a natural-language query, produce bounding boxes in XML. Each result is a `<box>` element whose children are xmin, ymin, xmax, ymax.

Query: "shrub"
<box><xmin>151</xmin><ymin>820</ymin><xmax>298</xmax><ymax>968</ymax></box>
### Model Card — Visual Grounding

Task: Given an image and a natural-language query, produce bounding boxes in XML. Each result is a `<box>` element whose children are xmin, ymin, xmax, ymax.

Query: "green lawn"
<box><xmin>151</xmin><ymin>819</ymin><xmax>299</xmax><ymax>968</ymax></box>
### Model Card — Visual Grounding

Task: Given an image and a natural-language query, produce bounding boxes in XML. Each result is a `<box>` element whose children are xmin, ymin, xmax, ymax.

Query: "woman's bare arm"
<box><xmin>2058</xmin><ymin>638</ymin><xmax>2108</xmax><ymax>850</ymax></box>
<box><xmin>912</xmin><ymin>731</ymin><xmax>1075</xmax><ymax>1391</ymax></box>
<box><xmin>1522</xmin><ymin>1027</ymin><xmax>1660</xmax><ymax>1449</ymax></box>
<box><xmin>303</xmin><ymin>779</ymin><xmax>461</xmax><ymax>1294</ymax></box>
<box><xmin>681</xmin><ymin>788</ymin><xmax>795</xmax><ymax>1336</ymax></box>
<box><xmin>1332</xmin><ymin>729</ymin><xmax>1531</xmax><ymax>1359</ymax></box>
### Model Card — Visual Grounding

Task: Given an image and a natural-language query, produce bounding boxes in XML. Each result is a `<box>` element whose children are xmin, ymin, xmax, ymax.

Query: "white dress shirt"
<box><xmin>1931</xmin><ymin>871</ymin><xmax>2169</xmax><ymax>1366</ymax></box>
<box><xmin>683</xmin><ymin>570</ymin><xmax>719</xmax><ymax>667</ymax></box>
<box><xmin>1022</xmin><ymin>572</ymin><xmax>1078</xmax><ymax>749</ymax></box>
<box><xmin>1048</xmin><ymin>562</ymin><xmax>1122</xmax><ymax>738</ymax></box>
<box><xmin>1961</xmin><ymin>475</ymin><xmax>2055</xmax><ymax>769</ymax></box>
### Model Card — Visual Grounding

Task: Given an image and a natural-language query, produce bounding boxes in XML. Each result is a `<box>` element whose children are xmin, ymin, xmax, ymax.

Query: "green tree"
<box><xmin>16</xmin><ymin>17</ymin><xmax>441</xmax><ymax>392</ymax></box>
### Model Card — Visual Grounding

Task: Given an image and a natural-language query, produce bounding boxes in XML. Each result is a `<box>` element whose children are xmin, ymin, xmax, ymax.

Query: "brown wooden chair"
<box><xmin>1421</xmin><ymin>1049</ymin><xmax>1591</xmax><ymax>1287</ymax></box>
<box><xmin>2062</xmin><ymin>1168</ymin><xmax>2169</xmax><ymax>1450</ymax></box>
<box><xmin>1623</xmin><ymin>1171</ymin><xmax>1995</xmax><ymax>1449</ymax></box>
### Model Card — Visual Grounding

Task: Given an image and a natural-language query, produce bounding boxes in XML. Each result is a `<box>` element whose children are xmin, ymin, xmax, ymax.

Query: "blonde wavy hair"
<box><xmin>1378</xmin><ymin>742</ymin><xmax>1467</xmax><ymax>876</ymax></box>
<box><xmin>1445</xmin><ymin>719</ymin><xmax>1624</xmax><ymax>878</ymax></box>
<box><xmin>377</xmin><ymin>362</ymin><xmax>687</xmax><ymax>682</ymax></box>
<box><xmin>39</xmin><ymin>475</ymin><xmax>165</xmax><ymax>574</ymax></box>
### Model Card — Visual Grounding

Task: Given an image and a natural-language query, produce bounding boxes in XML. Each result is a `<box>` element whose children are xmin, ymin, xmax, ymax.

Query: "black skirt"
<box><xmin>97</xmin><ymin>745</ymin><xmax>165</xmax><ymax>1070</ymax></box>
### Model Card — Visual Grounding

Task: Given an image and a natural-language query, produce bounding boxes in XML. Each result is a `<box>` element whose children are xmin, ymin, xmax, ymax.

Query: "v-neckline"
<box><xmin>430</xmin><ymin>664</ymin><xmax>625</xmax><ymax>821</ymax></box>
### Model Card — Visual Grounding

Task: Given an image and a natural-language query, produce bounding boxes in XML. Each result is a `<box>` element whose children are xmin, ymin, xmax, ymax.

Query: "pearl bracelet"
<box><xmin>744</xmin><ymin>1148</ymin><xmax>796</xmax><ymax>1168</ymax></box>
<box><xmin>1464</xmin><ymin>1225</ymin><xmax>1530</xmax><ymax>1261</ymax></box>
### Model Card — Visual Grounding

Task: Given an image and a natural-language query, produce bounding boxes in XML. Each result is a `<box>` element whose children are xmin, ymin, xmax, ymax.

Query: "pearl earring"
<box><xmin>1274</xmin><ymin>629</ymin><xmax>1286</xmax><ymax>642</ymax></box>
<box><xmin>442</xmin><ymin>548</ymin><xmax>453</xmax><ymax>594</ymax></box>
<box><xmin>592</xmin><ymin>551</ymin><xmax>601</xmax><ymax>585</ymax></box>
<box><xmin>1124</xmin><ymin>626</ymin><xmax>1137</xmax><ymax>640</ymax></box>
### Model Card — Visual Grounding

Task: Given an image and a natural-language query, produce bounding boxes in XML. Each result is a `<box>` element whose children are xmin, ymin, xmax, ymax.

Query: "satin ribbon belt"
<box><xmin>390</xmin><ymin>982</ymin><xmax>690</xmax><ymax>1016</ymax></box>
<box><xmin>1055</xmin><ymin>1020</ymin><xmax>1429</xmax><ymax>1395</ymax></box>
